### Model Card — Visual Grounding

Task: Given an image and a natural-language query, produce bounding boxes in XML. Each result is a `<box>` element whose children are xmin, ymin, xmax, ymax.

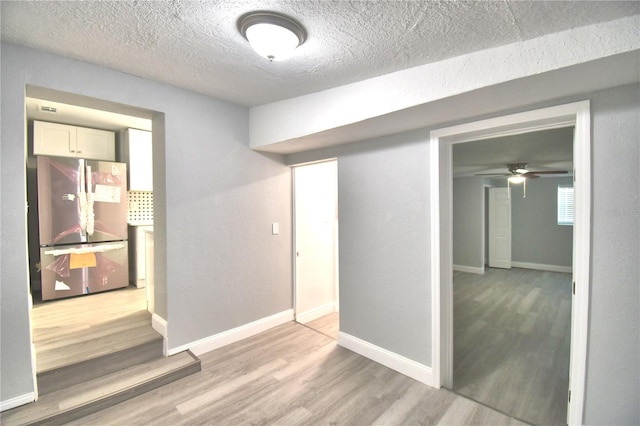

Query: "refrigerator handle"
<box><xmin>79</xmin><ymin>161</ymin><xmax>87</xmax><ymax>234</ymax></box>
<box><xmin>86</xmin><ymin>165</ymin><xmax>95</xmax><ymax>236</ymax></box>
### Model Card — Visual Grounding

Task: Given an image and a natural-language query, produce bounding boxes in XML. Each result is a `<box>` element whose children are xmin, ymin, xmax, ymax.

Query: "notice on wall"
<box><xmin>94</xmin><ymin>184</ymin><xmax>121</xmax><ymax>203</ymax></box>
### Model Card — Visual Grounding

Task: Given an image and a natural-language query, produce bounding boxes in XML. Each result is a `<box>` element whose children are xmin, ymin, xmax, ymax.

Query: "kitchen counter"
<box><xmin>128</xmin><ymin>222</ymin><xmax>154</xmax><ymax>227</ymax></box>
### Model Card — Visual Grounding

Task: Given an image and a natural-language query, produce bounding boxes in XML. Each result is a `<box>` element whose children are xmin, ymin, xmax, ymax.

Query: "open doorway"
<box><xmin>450</xmin><ymin>128</ymin><xmax>575</xmax><ymax>425</ymax></box>
<box><xmin>430</xmin><ymin>101</ymin><xmax>591</xmax><ymax>425</ymax></box>
<box><xmin>293</xmin><ymin>160</ymin><xmax>339</xmax><ymax>340</ymax></box>
<box><xmin>24</xmin><ymin>88</ymin><xmax>159</xmax><ymax>389</ymax></box>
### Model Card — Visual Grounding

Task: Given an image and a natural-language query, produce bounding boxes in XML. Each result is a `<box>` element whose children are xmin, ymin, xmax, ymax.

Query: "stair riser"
<box><xmin>29</xmin><ymin>359</ymin><xmax>201</xmax><ymax>426</ymax></box>
<box><xmin>37</xmin><ymin>338</ymin><xmax>163</xmax><ymax>396</ymax></box>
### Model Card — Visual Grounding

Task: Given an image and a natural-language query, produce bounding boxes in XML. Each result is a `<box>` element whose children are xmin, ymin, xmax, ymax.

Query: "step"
<box><xmin>35</xmin><ymin>311</ymin><xmax>161</xmax><ymax>374</ymax></box>
<box><xmin>1</xmin><ymin>351</ymin><xmax>201</xmax><ymax>426</ymax></box>
<box><xmin>37</xmin><ymin>334</ymin><xmax>164</xmax><ymax>396</ymax></box>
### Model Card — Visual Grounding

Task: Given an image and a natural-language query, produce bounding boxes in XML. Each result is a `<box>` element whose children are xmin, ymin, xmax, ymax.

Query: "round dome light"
<box><xmin>238</xmin><ymin>11</ymin><xmax>307</xmax><ymax>62</ymax></box>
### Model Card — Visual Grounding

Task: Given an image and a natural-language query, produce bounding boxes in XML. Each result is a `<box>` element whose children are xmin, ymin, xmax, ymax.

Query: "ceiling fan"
<box><xmin>475</xmin><ymin>163</ymin><xmax>569</xmax><ymax>198</ymax></box>
<box><xmin>475</xmin><ymin>162</ymin><xmax>569</xmax><ymax>180</ymax></box>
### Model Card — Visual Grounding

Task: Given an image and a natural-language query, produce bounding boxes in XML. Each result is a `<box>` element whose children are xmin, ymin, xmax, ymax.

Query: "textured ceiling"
<box><xmin>2</xmin><ymin>1</ymin><xmax>639</xmax><ymax>107</ymax></box>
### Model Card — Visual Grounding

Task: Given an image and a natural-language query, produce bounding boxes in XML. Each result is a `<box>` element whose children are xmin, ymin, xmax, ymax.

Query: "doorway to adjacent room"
<box><xmin>430</xmin><ymin>101</ymin><xmax>591</xmax><ymax>425</ymax></box>
<box><xmin>293</xmin><ymin>160</ymin><xmax>339</xmax><ymax>340</ymax></box>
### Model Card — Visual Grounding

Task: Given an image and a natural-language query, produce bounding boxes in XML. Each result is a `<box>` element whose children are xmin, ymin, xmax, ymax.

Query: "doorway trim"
<box><xmin>429</xmin><ymin>101</ymin><xmax>591</xmax><ymax>425</ymax></box>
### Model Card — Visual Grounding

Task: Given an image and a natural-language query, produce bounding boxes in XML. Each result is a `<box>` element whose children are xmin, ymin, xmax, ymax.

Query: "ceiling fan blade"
<box><xmin>522</xmin><ymin>170</ymin><xmax>569</xmax><ymax>179</ymax></box>
<box><xmin>474</xmin><ymin>173</ymin><xmax>510</xmax><ymax>176</ymax></box>
<box><xmin>527</xmin><ymin>170</ymin><xmax>569</xmax><ymax>174</ymax></box>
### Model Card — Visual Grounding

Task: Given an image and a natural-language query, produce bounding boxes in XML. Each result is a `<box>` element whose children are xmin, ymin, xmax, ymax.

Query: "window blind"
<box><xmin>558</xmin><ymin>185</ymin><xmax>574</xmax><ymax>226</ymax></box>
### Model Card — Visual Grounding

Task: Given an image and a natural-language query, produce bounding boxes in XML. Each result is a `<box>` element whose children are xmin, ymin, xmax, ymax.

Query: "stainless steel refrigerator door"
<box><xmin>37</xmin><ymin>156</ymin><xmax>84</xmax><ymax>246</ymax></box>
<box><xmin>40</xmin><ymin>242</ymin><xmax>129</xmax><ymax>301</ymax></box>
<box><xmin>86</xmin><ymin>160</ymin><xmax>128</xmax><ymax>243</ymax></box>
<box><xmin>37</xmin><ymin>157</ymin><xmax>128</xmax><ymax>245</ymax></box>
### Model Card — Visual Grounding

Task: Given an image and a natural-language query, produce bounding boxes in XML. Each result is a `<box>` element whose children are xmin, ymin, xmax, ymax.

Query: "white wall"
<box><xmin>294</xmin><ymin>161</ymin><xmax>338</xmax><ymax>322</ymax></box>
<box><xmin>452</xmin><ymin>177</ymin><xmax>485</xmax><ymax>271</ymax></box>
<box><xmin>1</xmin><ymin>42</ymin><xmax>293</xmax><ymax>404</ymax></box>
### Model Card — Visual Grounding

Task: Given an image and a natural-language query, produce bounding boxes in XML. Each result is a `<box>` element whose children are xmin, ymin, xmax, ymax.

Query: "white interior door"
<box><xmin>294</xmin><ymin>160</ymin><xmax>338</xmax><ymax>324</ymax></box>
<box><xmin>489</xmin><ymin>187</ymin><xmax>512</xmax><ymax>269</ymax></box>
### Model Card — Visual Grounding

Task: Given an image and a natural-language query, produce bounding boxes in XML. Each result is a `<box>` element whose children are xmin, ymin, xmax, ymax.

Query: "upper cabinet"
<box><xmin>120</xmin><ymin>128</ymin><xmax>153</xmax><ymax>191</ymax></box>
<box><xmin>33</xmin><ymin>120</ymin><xmax>115</xmax><ymax>161</ymax></box>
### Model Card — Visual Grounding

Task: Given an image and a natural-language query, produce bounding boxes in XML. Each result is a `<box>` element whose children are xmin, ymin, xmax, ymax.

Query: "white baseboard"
<box><xmin>169</xmin><ymin>309</ymin><xmax>294</xmax><ymax>357</ymax></box>
<box><xmin>511</xmin><ymin>261</ymin><xmax>572</xmax><ymax>273</ymax></box>
<box><xmin>152</xmin><ymin>314</ymin><xmax>168</xmax><ymax>357</ymax></box>
<box><xmin>296</xmin><ymin>302</ymin><xmax>337</xmax><ymax>324</ymax></box>
<box><xmin>337</xmin><ymin>332</ymin><xmax>435</xmax><ymax>388</ymax></box>
<box><xmin>1</xmin><ymin>392</ymin><xmax>35</xmax><ymax>412</ymax></box>
<box><xmin>453</xmin><ymin>264</ymin><xmax>485</xmax><ymax>274</ymax></box>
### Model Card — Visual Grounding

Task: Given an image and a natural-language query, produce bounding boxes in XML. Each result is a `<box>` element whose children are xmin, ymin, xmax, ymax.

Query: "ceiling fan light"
<box><xmin>238</xmin><ymin>11</ymin><xmax>306</xmax><ymax>62</ymax></box>
<box><xmin>508</xmin><ymin>176</ymin><xmax>525</xmax><ymax>184</ymax></box>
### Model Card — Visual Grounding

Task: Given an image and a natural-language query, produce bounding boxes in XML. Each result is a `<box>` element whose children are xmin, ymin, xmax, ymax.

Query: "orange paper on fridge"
<box><xmin>69</xmin><ymin>252</ymin><xmax>97</xmax><ymax>269</ymax></box>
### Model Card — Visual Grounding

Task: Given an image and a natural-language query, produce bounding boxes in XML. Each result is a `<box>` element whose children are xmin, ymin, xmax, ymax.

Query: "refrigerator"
<box><xmin>37</xmin><ymin>156</ymin><xmax>129</xmax><ymax>301</ymax></box>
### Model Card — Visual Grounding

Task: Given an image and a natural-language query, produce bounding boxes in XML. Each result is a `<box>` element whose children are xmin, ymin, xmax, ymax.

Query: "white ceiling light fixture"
<box><xmin>507</xmin><ymin>175</ymin><xmax>527</xmax><ymax>198</ymax></box>
<box><xmin>238</xmin><ymin>11</ymin><xmax>307</xmax><ymax>62</ymax></box>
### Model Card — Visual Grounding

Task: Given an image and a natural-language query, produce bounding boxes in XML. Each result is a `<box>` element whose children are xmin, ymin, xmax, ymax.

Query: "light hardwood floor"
<box><xmin>302</xmin><ymin>311</ymin><xmax>339</xmax><ymax>340</ymax></box>
<box><xmin>31</xmin><ymin>285</ymin><xmax>158</xmax><ymax>373</ymax></box>
<box><xmin>67</xmin><ymin>320</ymin><xmax>525</xmax><ymax>425</ymax></box>
<box><xmin>452</xmin><ymin>267</ymin><xmax>572</xmax><ymax>426</ymax></box>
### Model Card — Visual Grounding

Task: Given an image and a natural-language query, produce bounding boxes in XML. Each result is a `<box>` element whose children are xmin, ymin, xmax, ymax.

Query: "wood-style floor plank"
<box><xmin>303</xmin><ymin>311</ymin><xmax>339</xmax><ymax>340</ymax></box>
<box><xmin>67</xmin><ymin>321</ymin><xmax>526</xmax><ymax>426</ymax></box>
<box><xmin>31</xmin><ymin>285</ymin><xmax>157</xmax><ymax>373</ymax></box>
<box><xmin>452</xmin><ymin>267</ymin><xmax>572</xmax><ymax>426</ymax></box>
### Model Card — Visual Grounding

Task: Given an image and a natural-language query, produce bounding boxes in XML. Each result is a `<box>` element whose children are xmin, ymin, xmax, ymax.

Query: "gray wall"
<box><xmin>289</xmin><ymin>84</ymin><xmax>639</xmax><ymax>424</ymax></box>
<box><xmin>584</xmin><ymin>84</ymin><xmax>639</xmax><ymax>425</ymax></box>
<box><xmin>338</xmin><ymin>131</ymin><xmax>432</xmax><ymax>364</ymax></box>
<box><xmin>2</xmin><ymin>40</ymin><xmax>637</xmax><ymax>423</ymax></box>
<box><xmin>1</xmin><ymin>42</ymin><xmax>292</xmax><ymax>402</ymax></box>
<box><xmin>510</xmin><ymin>176</ymin><xmax>574</xmax><ymax>267</ymax></box>
<box><xmin>452</xmin><ymin>177</ymin><xmax>485</xmax><ymax>269</ymax></box>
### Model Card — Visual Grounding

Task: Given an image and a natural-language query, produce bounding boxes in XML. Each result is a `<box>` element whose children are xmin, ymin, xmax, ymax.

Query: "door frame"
<box><xmin>292</xmin><ymin>159</ymin><xmax>339</xmax><ymax>323</ymax></box>
<box><xmin>429</xmin><ymin>101</ymin><xmax>590</xmax><ymax>425</ymax></box>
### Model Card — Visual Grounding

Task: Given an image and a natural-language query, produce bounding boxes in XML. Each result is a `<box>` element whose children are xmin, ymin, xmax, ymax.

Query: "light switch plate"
<box><xmin>272</xmin><ymin>223</ymin><xmax>279</xmax><ymax>235</ymax></box>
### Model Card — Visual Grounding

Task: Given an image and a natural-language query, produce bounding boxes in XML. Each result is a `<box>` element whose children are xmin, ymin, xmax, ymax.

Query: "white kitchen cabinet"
<box><xmin>33</xmin><ymin>120</ymin><xmax>115</xmax><ymax>161</ymax></box>
<box><xmin>120</xmin><ymin>128</ymin><xmax>153</xmax><ymax>191</ymax></box>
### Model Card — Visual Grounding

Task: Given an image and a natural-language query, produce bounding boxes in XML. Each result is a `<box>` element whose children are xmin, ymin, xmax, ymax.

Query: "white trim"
<box><xmin>453</xmin><ymin>264</ymin><xmax>485</xmax><ymax>274</ymax></box>
<box><xmin>1</xmin><ymin>393</ymin><xmax>35</xmax><ymax>412</ymax></box>
<box><xmin>568</xmin><ymin>100</ymin><xmax>591</xmax><ymax>426</ymax></box>
<box><xmin>151</xmin><ymin>314</ymin><xmax>168</xmax><ymax>357</ymax></box>
<box><xmin>429</xmin><ymin>131</ymin><xmax>443</xmax><ymax>387</ymax></box>
<box><xmin>511</xmin><ymin>261</ymin><xmax>572</xmax><ymax>274</ymax></box>
<box><xmin>429</xmin><ymin>100</ymin><xmax>590</xmax><ymax>425</ymax></box>
<box><xmin>152</xmin><ymin>313</ymin><xmax>167</xmax><ymax>337</ymax></box>
<box><xmin>296</xmin><ymin>302</ymin><xmax>337</xmax><ymax>324</ymax></box>
<box><xmin>337</xmin><ymin>332</ymin><xmax>435</xmax><ymax>387</ymax></box>
<box><xmin>169</xmin><ymin>309</ymin><xmax>294</xmax><ymax>357</ymax></box>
